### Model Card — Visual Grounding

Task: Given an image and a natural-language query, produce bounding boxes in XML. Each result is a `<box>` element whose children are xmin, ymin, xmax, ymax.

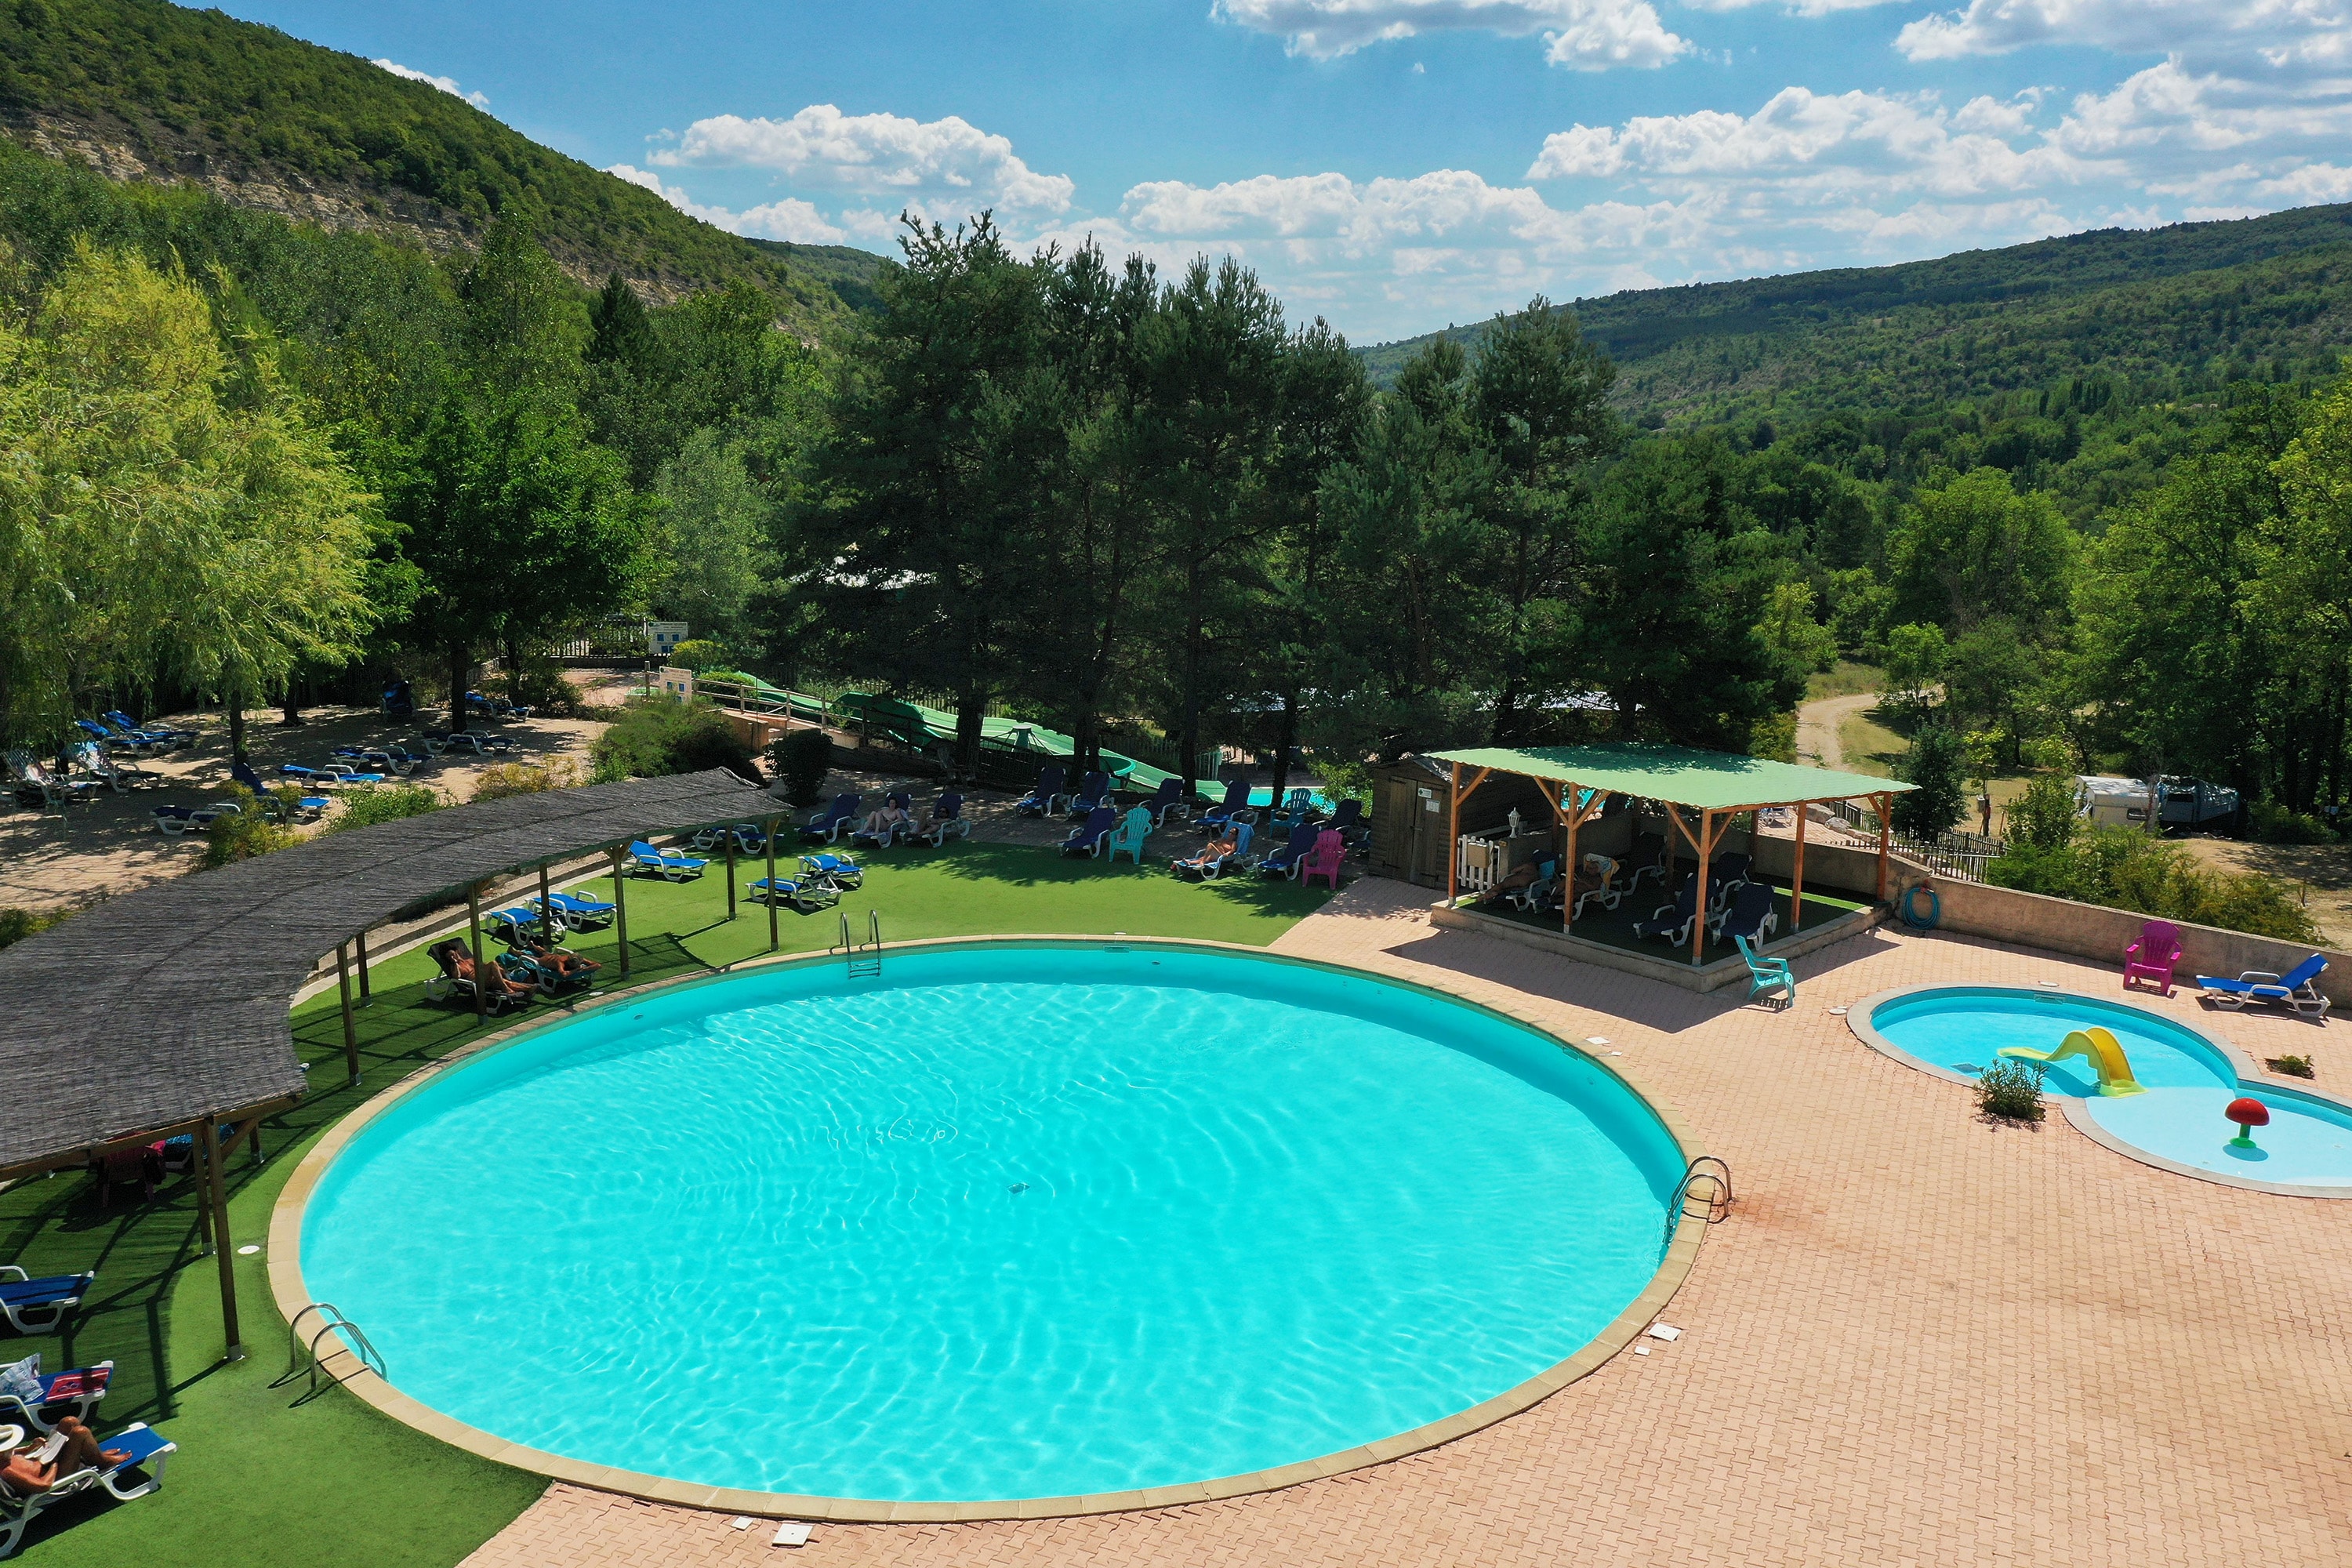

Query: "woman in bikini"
<box><xmin>2</xmin><ymin>1418</ymin><xmax>126</xmax><ymax>1496</ymax></box>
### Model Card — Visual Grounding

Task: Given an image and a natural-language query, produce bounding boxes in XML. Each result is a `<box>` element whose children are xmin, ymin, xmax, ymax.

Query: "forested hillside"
<box><xmin>1362</xmin><ymin>206</ymin><xmax>2352</xmax><ymax>429</ymax></box>
<box><xmin>0</xmin><ymin>0</ymin><xmax>886</xmax><ymax>321</ymax></box>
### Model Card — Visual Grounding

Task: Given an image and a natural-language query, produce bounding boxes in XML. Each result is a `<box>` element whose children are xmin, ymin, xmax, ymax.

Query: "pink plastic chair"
<box><xmin>1300</xmin><ymin>829</ymin><xmax>1345</xmax><ymax>891</ymax></box>
<box><xmin>2124</xmin><ymin>919</ymin><xmax>2183</xmax><ymax>996</ymax></box>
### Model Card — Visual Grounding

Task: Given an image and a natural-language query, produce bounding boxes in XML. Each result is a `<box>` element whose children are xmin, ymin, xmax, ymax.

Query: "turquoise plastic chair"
<box><xmin>1107</xmin><ymin>806</ymin><xmax>1152</xmax><ymax>866</ymax></box>
<box><xmin>1734</xmin><ymin>934</ymin><xmax>1794</xmax><ymax>1007</ymax></box>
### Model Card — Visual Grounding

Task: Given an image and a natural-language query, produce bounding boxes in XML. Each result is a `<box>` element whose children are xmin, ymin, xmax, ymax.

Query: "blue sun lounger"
<box><xmin>537</xmin><ymin>891</ymin><xmax>615</xmax><ymax>931</ymax></box>
<box><xmin>1198</xmin><ymin>778</ymin><xmax>1254</xmax><ymax>832</ymax></box>
<box><xmin>1014</xmin><ymin>766</ymin><xmax>1065</xmax><ymax>818</ymax></box>
<box><xmin>800</xmin><ymin>793</ymin><xmax>861</xmax><ymax>842</ymax></box>
<box><xmin>0</xmin><ymin>1269</ymin><xmax>93</xmax><ymax>1334</ymax></box>
<box><xmin>749</xmin><ymin>875</ymin><xmax>840</xmax><ymax>913</ymax></box>
<box><xmin>627</xmin><ymin>840</ymin><xmax>706</xmax><ymax>880</ymax></box>
<box><xmin>0</xmin><ymin>1420</ymin><xmax>176</xmax><ymax>1559</ymax></box>
<box><xmin>2195</xmin><ymin>953</ymin><xmax>2331</xmax><ymax>1018</ymax></box>
<box><xmin>1257</xmin><ymin>821</ymin><xmax>1322</xmax><ymax>880</ymax></box>
<box><xmin>1062</xmin><ymin>804</ymin><xmax>1118</xmax><ymax>857</ymax></box>
<box><xmin>0</xmin><ymin>1358</ymin><xmax>113</xmax><ymax>1433</ymax></box>
<box><xmin>799</xmin><ymin>851</ymin><xmax>864</xmax><ymax>889</ymax></box>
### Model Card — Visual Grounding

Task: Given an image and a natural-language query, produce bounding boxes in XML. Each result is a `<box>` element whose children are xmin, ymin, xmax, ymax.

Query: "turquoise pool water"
<box><xmin>1869</xmin><ymin>988</ymin><xmax>2352</xmax><ymax>1191</ymax></box>
<box><xmin>303</xmin><ymin>942</ymin><xmax>1683</xmax><ymax>1503</ymax></box>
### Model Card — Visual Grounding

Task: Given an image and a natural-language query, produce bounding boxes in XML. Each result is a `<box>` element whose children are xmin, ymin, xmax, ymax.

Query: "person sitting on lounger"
<box><xmin>445</xmin><ymin>945</ymin><xmax>535</xmax><ymax>1003</ymax></box>
<box><xmin>859</xmin><ymin>800</ymin><xmax>911</xmax><ymax>840</ymax></box>
<box><xmin>1175</xmin><ymin>833</ymin><xmax>1240</xmax><ymax>877</ymax></box>
<box><xmin>3</xmin><ymin>1418</ymin><xmax>126</xmax><ymax>1496</ymax></box>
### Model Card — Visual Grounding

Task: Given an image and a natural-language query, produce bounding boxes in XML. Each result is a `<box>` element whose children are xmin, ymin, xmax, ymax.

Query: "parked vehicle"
<box><xmin>2074</xmin><ymin>775</ymin><xmax>2241</xmax><ymax>830</ymax></box>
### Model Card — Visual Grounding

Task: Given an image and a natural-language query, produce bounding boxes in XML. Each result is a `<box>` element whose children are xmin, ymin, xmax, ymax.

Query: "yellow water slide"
<box><xmin>1996</xmin><ymin>1026</ymin><xmax>2146</xmax><ymax>1097</ymax></box>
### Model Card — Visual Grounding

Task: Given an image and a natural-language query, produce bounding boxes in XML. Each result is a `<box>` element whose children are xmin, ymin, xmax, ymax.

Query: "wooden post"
<box><xmin>336</xmin><ymin>942</ymin><xmax>361</xmax><ymax>1087</ymax></box>
<box><xmin>1875</xmin><ymin>793</ymin><xmax>1891</xmax><ymax>903</ymax></box>
<box><xmin>1791</xmin><ymin>801</ymin><xmax>1808</xmax><ymax>934</ymax></box>
<box><xmin>201</xmin><ymin>1117</ymin><xmax>243</xmax><ymax>1362</ymax></box>
<box><xmin>1563</xmin><ymin>785</ymin><xmax>1581</xmax><ymax>935</ymax></box>
<box><xmin>765</xmin><ymin>816</ymin><xmax>781</xmax><ymax>953</ymax></box>
<box><xmin>1691</xmin><ymin>809</ymin><xmax>1713</xmax><ymax>965</ymax></box>
<box><xmin>612</xmin><ymin>848</ymin><xmax>631</xmax><ymax>977</ymax></box>
<box><xmin>466</xmin><ymin>885</ymin><xmax>487</xmax><ymax>1021</ymax></box>
<box><xmin>725</xmin><ymin>833</ymin><xmax>738</xmax><ymax>920</ymax></box>
<box><xmin>538</xmin><ymin>862</ymin><xmax>554</xmax><ymax>944</ymax></box>
<box><xmin>354</xmin><ymin>928</ymin><xmax>371</xmax><ymax>1004</ymax></box>
<box><xmin>1446</xmin><ymin>760</ymin><xmax>1463</xmax><ymax>903</ymax></box>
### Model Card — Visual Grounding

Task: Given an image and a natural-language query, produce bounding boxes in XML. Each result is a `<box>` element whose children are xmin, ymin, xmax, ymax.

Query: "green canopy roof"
<box><xmin>1426</xmin><ymin>742</ymin><xmax>1915</xmax><ymax>812</ymax></box>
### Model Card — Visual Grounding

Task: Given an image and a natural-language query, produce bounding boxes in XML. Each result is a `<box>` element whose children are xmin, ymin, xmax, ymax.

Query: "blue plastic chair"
<box><xmin>1734</xmin><ymin>934</ymin><xmax>1795</xmax><ymax>1007</ymax></box>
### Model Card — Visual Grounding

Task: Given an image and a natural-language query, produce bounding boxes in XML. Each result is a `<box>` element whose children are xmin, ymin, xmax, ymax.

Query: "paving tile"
<box><xmin>462</xmin><ymin>878</ymin><xmax>2352</xmax><ymax>1567</ymax></box>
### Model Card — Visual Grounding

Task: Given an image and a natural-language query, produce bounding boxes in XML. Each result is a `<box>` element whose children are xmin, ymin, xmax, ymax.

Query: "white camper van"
<box><xmin>2074</xmin><ymin>775</ymin><xmax>2241</xmax><ymax>830</ymax></box>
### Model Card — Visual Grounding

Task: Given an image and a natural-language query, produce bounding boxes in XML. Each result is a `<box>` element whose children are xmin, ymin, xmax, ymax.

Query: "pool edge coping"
<box><xmin>1846</xmin><ymin>982</ymin><xmax>2352</xmax><ymax>1200</ymax></box>
<box><xmin>269</xmin><ymin>931</ymin><xmax>1711</xmax><ymax>1523</ymax></box>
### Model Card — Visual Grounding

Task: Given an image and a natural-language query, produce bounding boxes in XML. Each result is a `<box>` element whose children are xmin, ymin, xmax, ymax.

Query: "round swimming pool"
<box><xmin>295</xmin><ymin>941</ymin><xmax>1689</xmax><ymax>1508</ymax></box>
<box><xmin>1857</xmin><ymin>986</ymin><xmax>2352</xmax><ymax>1196</ymax></box>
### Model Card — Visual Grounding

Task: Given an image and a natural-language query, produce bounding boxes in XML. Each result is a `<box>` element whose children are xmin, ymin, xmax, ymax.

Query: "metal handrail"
<box><xmin>1680</xmin><ymin>1156</ymin><xmax>1733</xmax><ymax>1224</ymax></box>
<box><xmin>275</xmin><ymin>1301</ymin><xmax>389</xmax><ymax>1403</ymax></box>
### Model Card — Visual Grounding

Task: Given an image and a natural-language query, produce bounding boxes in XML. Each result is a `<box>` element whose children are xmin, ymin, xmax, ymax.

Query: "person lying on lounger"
<box><xmin>2</xmin><ymin>1418</ymin><xmax>126</xmax><ymax>1496</ymax></box>
<box><xmin>517</xmin><ymin>941</ymin><xmax>601</xmax><ymax>981</ymax></box>
<box><xmin>1475</xmin><ymin>861</ymin><xmax>1546</xmax><ymax>906</ymax></box>
<box><xmin>1175</xmin><ymin>833</ymin><xmax>1240</xmax><ymax>876</ymax></box>
<box><xmin>859</xmin><ymin>800</ymin><xmax>911</xmax><ymax>839</ymax></box>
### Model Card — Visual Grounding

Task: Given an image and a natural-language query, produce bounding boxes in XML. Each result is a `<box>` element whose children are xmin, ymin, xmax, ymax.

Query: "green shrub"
<box><xmin>2269</xmin><ymin>1054</ymin><xmax>2316</xmax><ymax>1080</ymax></box>
<box><xmin>198</xmin><ymin>787</ymin><xmax>297</xmax><ymax>867</ymax></box>
<box><xmin>2006</xmin><ymin>771</ymin><xmax>2082</xmax><ymax>851</ymax></box>
<box><xmin>326</xmin><ymin>782</ymin><xmax>445</xmax><ymax>833</ymax></box>
<box><xmin>591</xmin><ymin>698</ymin><xmax>758</xmax><ymax>784</ymax></box>
<box><xmin>1748</xmin><ymin>710</ymin><xmax>1798</xmax><ymax>764</ymax></box>
<box><xmin>502</xmin><ymin>657</ymin><xmax>585</xmax><ymax>719</ymax></box>
<box><xmin>0</xmin><ymin>907</ymin><xmax>66</xmax><ymax>950</ymax></box>
<box><xmin>668</xmin><ymin>639</ymin><xmax>727</xmax><ymax>673</ymax></box>
<box><xmin>1893</xmin><ymin>723</ymin><xmax>1967</xmax><ymax>835</ymax></box>
<box><xmin>1977</xmin><ymin>1058</ymin><xmax>2046</xmax><ymax>1121</ymax></box>
<box><xmin>1986</xmin><ymin>826</ymin><xmax>2318</xmax><ymax>942</ymax></box>
<box><xmin>768</xmin><ymin>726</ymin><xmax>833</xmax><ymax>805</ymax></box>
<box><xmin>472</xmin><ymin>758</ymin><xmax>579</xmax><ymax>801</ymax></box>
<box><xmin>2248</xmin><ymin>800</ymin><xmax>2331</xmax><ymax>844</ymax></box>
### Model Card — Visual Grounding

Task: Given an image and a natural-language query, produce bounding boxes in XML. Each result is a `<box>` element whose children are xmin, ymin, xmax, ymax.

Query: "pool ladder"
<box><xmin>275</xmin><ymin>1301</ymin><xmax>388</xmax><ymax>1406</ymax></box>
<box><xmin>836</xmin><ymin>909</ymin><xmax>883</xmax><ymax>978</ymax></box>
<box><xmin>1674</xmin><ymin>1156</ymin><xmax>1734</xmax><ymax>1240</ymax></box>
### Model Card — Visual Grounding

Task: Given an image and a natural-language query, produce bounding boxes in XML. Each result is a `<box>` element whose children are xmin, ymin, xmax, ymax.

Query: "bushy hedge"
<box><xmin>768</xmin><ymin>727</ymin><xmax>833</xmax><ymax>805</ymax></box>
<box><xmin>326</xmin><ymin>782</ymin><xmax>446</xmax><ymax>832</ymax></box>
<box><xmin>0</xmin><ymin>907</ymin><xmax>66</xmax><ymax>951</ymax></box>
<box><xmin>1986</xmin><ymin>826</ymin><xmax>2318</xmax><ymax>942</ymax></box>
<box><xmin>590</xmin><ymin>698</ymin><xmax>758</xmax><ymax>783</ymax></box>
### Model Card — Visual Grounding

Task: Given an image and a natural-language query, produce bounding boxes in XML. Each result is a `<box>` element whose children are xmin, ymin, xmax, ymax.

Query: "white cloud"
<box><xmin>372</xmin><ymin>58</ymin><xmax>489</xmax><ymax>110</ymax></box>
<box><xmin>1210</xmin><ymin>0</ymin><xmax>1690</xmax><ymax>69</ymax></box>
<box><xmin>1527</xmin><ymin>87</ymin><xmax>2080</xmax><ymax>198</ymax></box>
<box><xmin>1896</xmin><ymin>0</ymin><xmax>2352</xmax><ymax>78</ymax></box>
<box><xmin>1678</xmin><ymin>0</ymin><xmax>1904</xmax><ymax>14</ymax></box>
<box><xmin>652</xmin><ymin>104</ymin><xmax>1074</xmax><ymax>215</ymax></box>
<box><xmin>607</xmin><ymin>164</ymin><xmax>848</xmax><ymax>245</ymax></box>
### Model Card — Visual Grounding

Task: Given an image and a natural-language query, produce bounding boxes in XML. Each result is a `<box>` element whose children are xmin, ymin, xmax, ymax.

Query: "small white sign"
<box><xmin>1646</xmin><ymin>1323</ymin><xmax>1682</xmax><ymax>1342</ymax></box>
<box><xmin>773</xmin><ymin>1521</ymin><xmax>812</xmax><ymax>1548</ymax></box>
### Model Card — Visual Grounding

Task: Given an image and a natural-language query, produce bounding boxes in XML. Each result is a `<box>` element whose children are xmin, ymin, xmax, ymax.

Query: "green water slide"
<box><xmin>830</xmin><ymin>692</ymin><xmax>1203</xmax><ymax>793</ymax></box>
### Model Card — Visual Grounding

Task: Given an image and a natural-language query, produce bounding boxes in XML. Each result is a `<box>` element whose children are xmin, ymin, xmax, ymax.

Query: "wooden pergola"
<box><xmin>1428</xmin><ymin>742</ymin><xmax>1918</xmax><ymax>965</ymax></box>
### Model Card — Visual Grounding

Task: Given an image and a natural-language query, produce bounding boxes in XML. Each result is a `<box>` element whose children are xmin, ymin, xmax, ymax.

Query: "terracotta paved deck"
<box><xmin>465</xmin><ymin>880</ymin><xmax>2352</xmax><ymax>1567</ymax></box>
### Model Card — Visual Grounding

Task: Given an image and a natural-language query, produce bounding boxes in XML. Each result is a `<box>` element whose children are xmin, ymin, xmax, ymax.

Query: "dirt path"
<box><xmin>1795</xmin><ymin>691</ymin><xmax>1879</xmax><ymax>769</ymax></box>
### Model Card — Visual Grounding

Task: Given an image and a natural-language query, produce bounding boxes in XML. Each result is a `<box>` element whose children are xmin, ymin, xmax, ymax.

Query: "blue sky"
<box><xmin>221</xmin><ymin>1</ymin><xmax>2352</xmax><ymax>341</ymax></box>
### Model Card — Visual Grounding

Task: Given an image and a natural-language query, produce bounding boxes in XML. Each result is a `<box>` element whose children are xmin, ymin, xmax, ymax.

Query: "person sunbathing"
<box><xmin>517</xmin><ymin>941</ymin><xmax>601</xmax><ymax>982</ymax></box>
<box><xmin>1476</xmin><ymin>861</ymin><xmax>1547</xmax><ymax>906</ymax></box>
<box><xmin>859</xmin><ymin>800</ymin><xmax>911</xmax><ymax>839</ymax></box>
<box><xmin>3</xmin><ymin>1418</ymin><xmax>126</xmax><ymax>1496</ymax></box>
<box><xmin>1175</xmin><ymin>833</ymin><xmax>1240</xmax><ymax>877</ymax></box>
<box><xmin>447</xmin><ymin>946</ymin><xmax>535</xmax><ymax>1003</ymax></box>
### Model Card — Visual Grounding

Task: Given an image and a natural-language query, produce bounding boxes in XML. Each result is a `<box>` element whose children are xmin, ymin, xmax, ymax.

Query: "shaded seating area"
<box><xmin>0</xmin><ymin>768</ymin><xmax>768</xmax><ymax>1381</ymax></box>
<box><xmin>1428</xmin><ymin>742</ymin><xmax>1915</xmax><ymax>977</ymax></box>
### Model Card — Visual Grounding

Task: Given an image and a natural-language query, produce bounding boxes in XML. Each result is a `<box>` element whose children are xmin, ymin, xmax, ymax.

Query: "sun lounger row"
<box><xmin>0</xmin><ymin>1344</ymin><xmax>176</xmax><ymax>1559</ymax></box>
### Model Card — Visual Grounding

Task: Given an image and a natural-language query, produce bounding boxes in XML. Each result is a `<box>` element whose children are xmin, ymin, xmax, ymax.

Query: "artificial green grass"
<box><xmin>1478</xmin><ymin>875</ymin><xmax>1867</xmax><ymax>960</ymax></box>
<box><xmin>0</xmin><ymin>836</ymin><xmax>1329</xmax><ymax>1566</ymax></box>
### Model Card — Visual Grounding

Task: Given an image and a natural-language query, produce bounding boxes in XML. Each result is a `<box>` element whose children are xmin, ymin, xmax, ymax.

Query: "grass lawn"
<box><xmin>1835</xmin><ymin>707</ymin><xmax>1908</xmax><ymax>779</ymax></box>
<box><xmin>1803</xmin><ymin>659</ymin><xmax>1883</xmax><ymax>702</ymax></box>
<box><xmin>0</xmin><ymin>837</ymin><xmax>1330</xmax><ymax>1566</ymax></box>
